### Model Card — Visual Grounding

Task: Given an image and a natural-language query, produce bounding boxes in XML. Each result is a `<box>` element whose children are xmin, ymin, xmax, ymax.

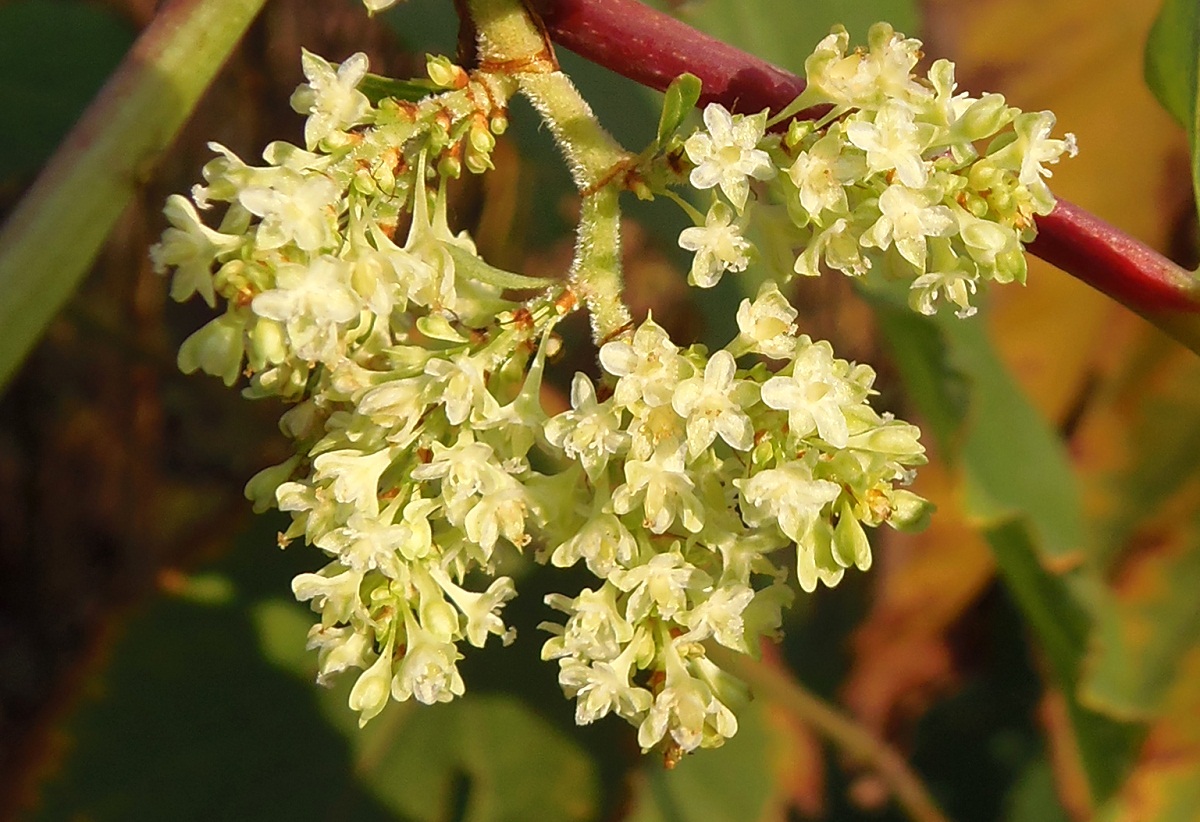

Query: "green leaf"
<box><xmin>0</xmin><ymin>0</ymin><xmax>270</xmax><ymax>389</ymax></box>
<box><xmin>1144</xmin><ymin>0</ymin><xmax>1200</xmax><ymax>215</ymax></box>
<box><xmin>655</xmin><ymin>73</ymin><xmax>702</xmax><ymax>148</ymax></box>
<box><xmin>358</xmin><ymin>72</ymin><xmax>441</xmax><ymax>104</ymax></box>
<box><xmin>1145</xmin><ymin>0</ymin><xmax>1199</xmax><ymax>130</ymax></box>
<box><xmin>1079</xmin><ymin>356</ymin><xmax>1200</xmax><ymax>718</ymax></box>
<box><xmin>648</xmin><ymin>0</ymin><xmax>919</xmax><ymax>75</ymax></box>
<box><xmin>36</xmin><ymin>516</ymin><xmax>600</xmax><ymax>822</ymax></box>
<box><xmin>443</xmin><ymin>242</ymin><xmax>557</xmax><ymax>290</ymax></box>
<box><xmin>869</xmin><ymin>289</ymin><xmax>1138</xmax><ymax>801</ymax></box>
<box><xmin>987</xmin><ymin>522</ymin><xmax>1141</xmax><ymax>801</ymax></box>
<box><xmin>623</xmin><ymin>702</ymin><xmax>779</xmax><ymax>822</ymax></box>
<box><xmin>0</xmin><ymin>0</ymin><xmax>134</xmax><ymax>182</ymax></box>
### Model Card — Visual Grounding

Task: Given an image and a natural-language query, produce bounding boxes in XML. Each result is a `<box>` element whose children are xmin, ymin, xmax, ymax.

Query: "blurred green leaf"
<box><xmin>623</xmin><ymin>702</ymin><xmax>780</xmax><ymax>822</ymax></box>
<box><xmin>1003</xmin><ymin>756</ymin><xmax>1073</xmax><ymax>822</ymax></box>
<box><xmin>870</xmin><ymin>289</ymin><xmax>1138</xmax><ymax>802</ymax></box>
<box><xmin>36</xmin><ymin>517</ymin><xmax>600</xmax><ymax>822</ymax></box>
<box><xmin>0</xmin><ymin>0</ymin><xmax>134</xmax><ymax>182</ymax></box>
<box><xmin>1079</xmin><ymin>356</ymin><xmax>1200</xmax><ymax>719</ymax></box>
<box><xmin>655</xmin><ymin>73</ymin><xmax>702</xmax><ymax>149</ymax></box>
<box><xmin>1144</xmin><ymin>0</ymin><xmax>1200</xmax><ymax>213</ymax></box>
<box><xmin>651</xmin><ymin>0</ymin><xmax>919</xmax><ymax>75</ymax></box>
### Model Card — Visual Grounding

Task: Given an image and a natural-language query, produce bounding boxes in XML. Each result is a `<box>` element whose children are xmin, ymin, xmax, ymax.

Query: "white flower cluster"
<box><xmin>676</xmin><ymin>23</ymin><xmax>1077</xmax><ymax>318</ymax></box>
<box><xmin>155</xmin><ymin>42</ymin><xmax>932</xmax><ymax>757</ymax></box>
<box><xmin>537</xmin><ymin>284</ymin><xmax>928</xmax><ymax>754</ymax></box>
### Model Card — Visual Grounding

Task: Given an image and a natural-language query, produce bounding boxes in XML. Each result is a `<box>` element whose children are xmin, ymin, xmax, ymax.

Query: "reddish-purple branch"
<box><xmin>532</xmin><ymin>0</ymin><xmax>1200</xmax><ymax>318</ymax></box>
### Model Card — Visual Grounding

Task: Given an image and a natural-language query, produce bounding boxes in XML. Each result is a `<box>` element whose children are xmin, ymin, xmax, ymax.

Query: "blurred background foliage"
<box><xmin>1</xmin><ymin>0</ymin><xmax>1198</xmax><ymax>820</ymax></box>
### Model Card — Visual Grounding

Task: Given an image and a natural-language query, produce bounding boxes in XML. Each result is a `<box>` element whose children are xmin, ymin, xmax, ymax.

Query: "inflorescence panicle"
<box><xmin>152</xmin><ymin>15</ymin><xmax>1071</xmax><ymax>758</ymax></box>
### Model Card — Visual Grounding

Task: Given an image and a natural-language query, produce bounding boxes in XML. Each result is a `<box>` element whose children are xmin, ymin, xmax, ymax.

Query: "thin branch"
<box><xmin>705</xmin><ymin>643</ymin><xmax>952</xmax><ymax>822</ymax></box>
<box><xmin>0</xmin><ymin>0</ymin><xmax>269</xmax><ymax>389</ymax></box>
<box><xmin>531</xmin><ymin>0</ymin><xmax>1200</xmax><ymax>349</ymax></box>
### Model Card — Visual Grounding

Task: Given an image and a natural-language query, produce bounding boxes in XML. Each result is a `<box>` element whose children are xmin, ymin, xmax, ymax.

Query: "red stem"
<box><xmin>532</xmin><ymin>0</ymin><xmax>1200</xmax><ymax>317</ymax></box>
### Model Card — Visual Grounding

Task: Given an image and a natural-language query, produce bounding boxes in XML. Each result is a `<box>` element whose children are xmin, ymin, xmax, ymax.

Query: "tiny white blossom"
<box><xmin>599</xmin><ymin>318</ymin><xmax>687</xmax><ymax>410</ymax></box>
<box><xmin>151</xmin><ymin>194</ymin><xmax>242</xmax><ymax>307</ymax></box>
<box><xmin>637</xmin><ymin>641</ymin><xmax>737</xmax><ymax>753</ymax></box>
<box><xmin>291</xmin><ymin>50</ymin><xmax>372</xmax><ymax>150</ymax></box>
<box><xmin>559</xmin><ymin>636</ymin><xmax>653</xmax><ymax>725</ymax></box>
<box><xmin>612</xmin><ymin>446</ymin><xmax>704</xmax><ymax>535</ymax></box>
<box><xmin>678</xmin><ymin>203</ymin><xmax>751</xmax><ymax>287</ymax></box>
<box><xmin>845</xmin><ymin>102</ymin><xmax>935</xmax><ymax>188</ymax></box>
<box><xmin>239</xmin><ymin>174</ymin><xmax>340</xmax><ymax>251</ymax></box>
<box><xmin>760</xmin><ymin>340</ymin><xmax>855</xmax><ymax>447</ymax></box>
<box><xmin>252</xmin><ymin>256</ymin><xmax>361</xmax><ymax>364</ymax></box>
<box><xmin>734</xmin><ymin>281</ymin><xmax>798</xmax><ymax>359</ymax></box>
<box><xmin>786</xmin><ymin>127</ymin><xmax>864</xmax><ymax>219</ymax></box>
<box><xmin>861</xmin><ymin>185</ymin><xmax>956</xmax><ymax>272</ymax></box>
<box><xmin>544</xmin><ymin>373</ymin><xmax>628</xmax><ymax>479</ymax></box>
<box><xmin>683</xmin><ymin>104</ymin><xmax>776</xmax><ymax>210</ymax></box>
<box><xmin>543</xmin><ymin>586</ymin><xmax>635</xmax><ymax>662</ymax></box>
<box><xmin>611</xmin><ymin>550</ymin><xmax>710</xmax><ymax>622</ymax></box>
<box><xmin>737</xmin><ymin>462</ymin><xmax>841</xmax><ymax>544</ymax></box>
<box><xmin>671</xmin><ymin>350</ymin><xmax>758</xmax><ymax>457</ymax></box>
<box><xmin>393</xmin><ymin>612</ymin><xmax>466</xmax><ymax>705</ymax></box>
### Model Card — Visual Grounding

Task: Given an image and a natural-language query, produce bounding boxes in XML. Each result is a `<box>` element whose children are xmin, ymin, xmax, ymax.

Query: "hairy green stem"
<box><xmin>0</xmin><ymin>0</ymin><xmax>268</xmax><ymax>390</ymax></box>
<box><xmin>705</xmin><ymin>643</ymin><xmax>952</xmax><ymax>822</ymax></box>
<box><xmin>463</xmin><ymin>0</ymin><xmax>634</xmax><ymax>341</ymax></box>
<box><xmin>573</xmin><ymin>187</ymin><xmax>631</xmax><ymax>340</ymax></box>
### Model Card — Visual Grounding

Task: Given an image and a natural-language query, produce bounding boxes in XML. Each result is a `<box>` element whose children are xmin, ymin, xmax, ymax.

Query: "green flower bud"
<box><xmin>886</xmin><ymin>489</ymin><xmax>933</xmax><ymax>532</ymax></box>
<box><xmin>833</xmin><ymin>500</ymin><xmax>872</xmax><ymax>571</ymax></box>
<box><xmin>178</xmin><ymin>312</ymin><xmax>247</xmax><ymax>386</ymax></box>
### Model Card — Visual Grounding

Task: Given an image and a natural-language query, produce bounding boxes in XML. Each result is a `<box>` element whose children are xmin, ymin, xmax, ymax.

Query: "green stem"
<box><xmin>573</xmin><ymin>187</ymin><xmax>631</xmax><ymax>340</ymax></box>
<box><xmin>705</xmin><ymin>643</ymin><xmax>952</xmax><ymax>822</ymax></box>
<box><xmin>464</xmin><ymin>0</ymin><xmax>634</xmax><ymax>341</ymax></box>
<box><xmin>0</xmin><ymin>0</ymin><xmax>267</xmax><ymax>390</ymax></box>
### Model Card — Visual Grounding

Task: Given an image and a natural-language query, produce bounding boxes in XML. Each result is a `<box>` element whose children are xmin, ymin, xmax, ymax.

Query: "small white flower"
<box><xmin>311</xmin><ymin>445</ymin><xmax>394</xmax><ymax>519</ymax></box>
<box><xmin>805</xmin><ymin>23</ymin><xmax>929</xmax><ymax>110</ymax></box>
<box><xmin>292</xmin><ymin>565</ymin><xmax>365</xmax><ymax>625</ymax></box>
<box><xmin>549</xmin><ymin>511</ymin><xmax>637</xmax><ymax>577</ymax></box>
<box><xmin>558</xmin><ymin>638</ymin><xmax>653</xmax><ymax>725</ymax></box>
<box><xmin>787</xmin><ymin>127</ymin><xmax>864</xmax><ymax>219</ymax></box>
<box><xmin>543</xmin><ymin>585</ymin><xmax>635</xmax><ymax>662</ymax></box>
<box><xmin>861</xmin><ymin>185</ymin><xmax>956</xmax><ymax>272</ymax></box>
<box><xmin>306</xmin><ymin>624</ymin><xmax>372</xmax><ymax>686</ymax></box>
<box><xmin>845</xmin><ymin>102</ymin><xmax>935</xmax><ymax>188</ymax></box>
<box><xmin>544</xmin><ymin>373</ymin><xmax>628</xmax><ymax>479</ymax></box>
<box><xmin>678</xmin><ymin>203</ymin><xmax>751</xmax><ymax>288</ymax></box>
<box><xmin>432</xmin><ymin>570</ymin><xmax>517</xmax><ymax>649</ymax></box>
<box><xmin>737</xmin><ymin>462</ymin><xmax>841</xmax><ymax>544</ymax></box>
<box><xmin>463</xmin><ymin>480</ymin><xmax>531</xmax><ymax>555</ymax></box>
<box><xmin>599</xmin><ymin>318</ymin><xmax>687</xmax><ymax>411</ymax></box>
<box><xmin>252</xmin><ymin>256</ymin><xmax>361</xmax><ymax>363</ymax></box>
<box><xmin>909</xmin><ymin>268</ymin><xmax>979</xmax><ymax>318</ymax></box>
<box><xmin>760</xmin><ymin>340</ymin><xmax>856</xmax><ymax>447</ymax></box>
<box><xmin>734</xmin><ymin>281</ymin><xmax>798</xmax><ymax>359</ymax></box>
<box><xmin>424</xmin><ymin>352</ymin><xmax>501</xmax><ymax>426</ymax></box>
<box><xmin>683</xmin><ymin>104</ymin><xmax>776</xmax><ymax>210</ymax></box>
<box><xmin>239</xmin><ymin>174</ymin><xmax>340</xmax><ymax>251</ymax></box>
<box><xmin>290</xmin><ymin>50</ymin><xmax>372</xmax><ymax>150</ymax></box>
<box><xmin>393</xmin><ymin>612</ymin><xmax>465</xmax><ymax>705</ymax></box>
<box><xmin>612</xmin><ymin>445</ymin><xmax>704</xmax><ymax>535</ymax></box>
<box><xmin>671</xmin><ymin>350</ymin><xmax>758</xmax><ymax>458</ymax></box>
<box><xmin>151</xmin><ymin>194</ymin><xmax>242</xmax><ymax>307</ymax></box>
<box><xmin>636</xmin><ymin>641</ymin><xmax>737</xmax><ymax>753</ymax></box>
<box><xmin>611</xmin><ymin>550</ymin><xmax>710</xmax><ymax>622</ymax></box>
<box><xmin>683</xmin><ymin>584</ymin><xmax>756</xmax><ymax>650</ymax></box>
